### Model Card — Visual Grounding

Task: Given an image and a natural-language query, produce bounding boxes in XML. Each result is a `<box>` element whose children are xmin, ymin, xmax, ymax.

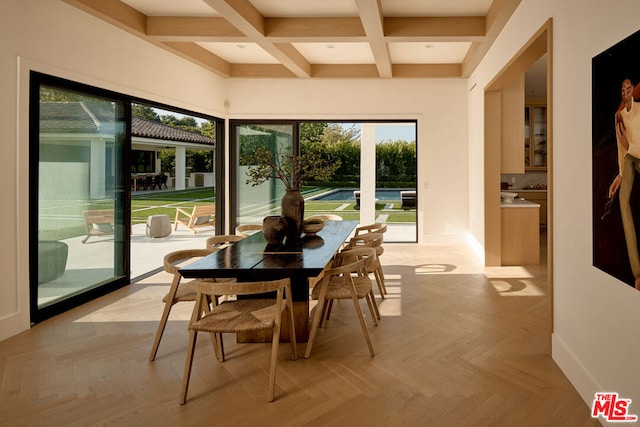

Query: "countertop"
<box><xmin>501</xmin><ymin>199</ymin><xmax>540</xmax><ymax>208</ymax></box>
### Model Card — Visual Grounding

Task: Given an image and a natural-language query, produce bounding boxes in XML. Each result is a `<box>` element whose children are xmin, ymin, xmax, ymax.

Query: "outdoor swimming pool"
<box><xmin>312</xmin><ymin>189</ymin><xmax>412</xmax><ymax>201</ymax></box>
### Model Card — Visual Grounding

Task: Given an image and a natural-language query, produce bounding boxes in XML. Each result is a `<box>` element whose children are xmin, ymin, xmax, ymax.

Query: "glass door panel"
<box><xmin>234</xmin><ymin>123</ymin><xmax>294</xmax><ymax>228</ymax></box>
<box><xmin>370</xmin><ymin>122</ymin><xmax>417</xmax><ymax>242</ymax></box>
<box><xmin>32</xmin><ymin>79</ymin><xmax>128</xmax><ymax>321</ymax></box>
<box><xmin>300</xmin><ymin>122</ymin><xmax>361</xmax><ymax>223</ymax></box>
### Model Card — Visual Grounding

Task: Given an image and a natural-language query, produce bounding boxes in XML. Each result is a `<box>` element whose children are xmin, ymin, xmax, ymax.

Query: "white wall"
<box><xmin>226</xmin><ymin>78</ymin><xmax>470</xmax><ymax>240</ymax></box>
<box><xmin>469</xmin><ymin>0</ymin><xmax>640</xmax><ymax>409</ymax></box>
<box><xmin>0</xmin><ymin>0</ymin><xmax>227</xmax><ymax>341</ymax></box>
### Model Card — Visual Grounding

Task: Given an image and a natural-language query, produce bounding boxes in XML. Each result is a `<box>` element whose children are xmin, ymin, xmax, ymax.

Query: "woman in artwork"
<box><xmin>609</xmin><ymin>78</ymin><xmax>640</xmax><ymax>289</ymax></box>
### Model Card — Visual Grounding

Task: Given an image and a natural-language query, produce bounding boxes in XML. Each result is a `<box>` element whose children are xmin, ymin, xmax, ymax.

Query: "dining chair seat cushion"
<box><xmin>311</xmin><ymin>275</ymin><xmax>373</xmax><ymax>300</ymax></box>
<box><xmin>191</xmin><ymin>299</ymin><xmax>278</xmax><ymax>333</ymax></box>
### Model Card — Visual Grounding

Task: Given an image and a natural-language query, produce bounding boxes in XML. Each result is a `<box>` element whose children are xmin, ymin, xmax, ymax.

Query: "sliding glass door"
<box><xmin>30</xmin><ymin>73</ymin><xmax>129</xmax><ymax>322</ymax></box>
<box><xmin>232</xmin><ymin>122</ymin><xmax>295</xmax><ymax>229</ymax></box>
<box><xmin>231</xmin><ymin>119</ymin><xmax>417</xmax><ymax>242</ymax></box>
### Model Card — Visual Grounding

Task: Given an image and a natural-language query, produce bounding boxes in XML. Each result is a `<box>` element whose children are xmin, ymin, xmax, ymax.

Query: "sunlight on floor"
<box><xmin>488</xmin><ymin>279</ymin><xmax>545</xmax><ymax>296</ymax></box>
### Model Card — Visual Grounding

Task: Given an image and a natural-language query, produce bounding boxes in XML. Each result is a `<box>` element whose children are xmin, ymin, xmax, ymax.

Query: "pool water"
<box><xmin>313</xmin><ymin>189</ymin><xmax>410</xmax><ymax>201</ymax></box>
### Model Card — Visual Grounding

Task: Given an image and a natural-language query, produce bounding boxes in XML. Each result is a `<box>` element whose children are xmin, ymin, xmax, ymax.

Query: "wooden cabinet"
<box><xmin>520</xmin><ymin>191</ymin><xmax>547</xmax><ymax>226</ymax></box>
<box><xmin>524</xmin><ymin>103</ymin><xmax>547</xmax><ymax>170</ymax></box>
<box><xmin>501</xmin><ymin>203</ymin><xmax>540</xmax><ymax>265</ymax></box>
<box><xmin>501</xmin><ymin>75</ymin><xmax>525</xmax><ymax>174</ymax></box>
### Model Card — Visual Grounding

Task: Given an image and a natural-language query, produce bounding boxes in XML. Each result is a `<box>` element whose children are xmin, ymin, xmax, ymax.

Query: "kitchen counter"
<box><xmin>501</xmin><ymin>199</ymin><xmax>540</xmax><ymax>208</ymax></box>
<box><xmin>501</xmin><ymin>201</ymin><xmax>540</xmax><ymax>265</ymax></box>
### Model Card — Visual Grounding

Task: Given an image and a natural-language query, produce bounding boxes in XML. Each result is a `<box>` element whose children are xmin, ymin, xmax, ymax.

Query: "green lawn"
<box><xmin>131</xmin><ymin>187</ymin><xmax>214</xmax><ymax>224</ymax></box>
<box><xmin>42</xmin><ymin>186</ymin><xmax>415</xmax><ymax>241</ymax></box>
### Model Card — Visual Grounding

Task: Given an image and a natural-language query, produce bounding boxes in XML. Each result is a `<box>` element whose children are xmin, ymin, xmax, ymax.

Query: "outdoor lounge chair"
<box><xmin>174</xmin><ymin>204</ymin><xmax>215</xmax><ymax>233</ymax></box>
<box><xmin>81</xmin><ymin>209</ymin><xmax>115</xmax><ymax>243</ymax></box>
<box><xmin>401</xmin><ymin>191</ymin><xmax>416</xmax><ymax>209</ymax></box>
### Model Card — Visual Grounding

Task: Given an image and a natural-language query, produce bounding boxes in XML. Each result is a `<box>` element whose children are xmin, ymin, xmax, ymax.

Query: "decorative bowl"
<box><xmin>302</xmin><ymin>219</ymin><xmax>324</xmax><ymax>235</ymax></box>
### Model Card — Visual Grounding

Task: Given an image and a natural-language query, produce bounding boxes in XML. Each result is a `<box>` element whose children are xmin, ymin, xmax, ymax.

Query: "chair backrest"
<box><xmin>354</xmin><ymin>222</ymin><xmax>387</xmax><ymax>237</ymax></box>
<box><xmin>189</xmin><ymin>204</ymin><xmax>215</xmax><ymax>226</ymax></box>
<box><xmin>346</xmin><ymin>232</ymin><xmax>383</xmax><ymax>248</ymax></box>
<box><xmin>325</xmin><ymin>247</ymin><xmax>377</xmax><ymax>277</ymax></box>
<box><xmin>306</xmin><ymin>214</ymin><xmax>343</xmax><ymax>221</ymax></box>
<box><xmin>235</xmin><ymin>224</ymin><xmax>262</xmax><ymax>236</ymax></box>
<box><xmin>206</xmin><ymin>235</ymin><xmax>244</xmax><ymax>251</ymax></box>
<box><xmin>196</xmin><ymin>277</ymin><xmax>291</xmax><ymax>298</ymax></box>
<box><xmin>163</xmin><ymin>249</ymin><xmax>212</xmax><ymax>275</ymax></box>
<box><xmin>191</xmin><ymin>204</ymin><xmax>215</xmax><ymax>217</ymax></box>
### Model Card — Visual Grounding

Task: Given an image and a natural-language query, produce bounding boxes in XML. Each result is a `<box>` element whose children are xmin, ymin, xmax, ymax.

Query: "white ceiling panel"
<box><xmin>122</xmin><ymin>0</ymin><xmax>218</xmax><ymax>16</ymax></box>
<box><xmin>389</xmin><ymin>42</ymin><xmax>472</xmax><ymax>64</ymax></box>
<box><xmin>293</xmin><ymin>43</ymin><xmax>374</xmax><ymax>64</ymax></box>
<box><xmin>197</xmin><ymin>42</ymin><xmax>279</xmax><ymax>64</ymax></box>
<box><xmin>382</xmin><ymin>0</ymin><xmax>493</xmax><ymax>16</ymax></box>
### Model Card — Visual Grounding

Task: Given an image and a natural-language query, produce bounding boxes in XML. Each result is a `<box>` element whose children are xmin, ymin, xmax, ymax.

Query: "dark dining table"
<box><xmin>179</xmin><ymin>220</ymin><xmax>357</xmax><ymax>341</ymax></box>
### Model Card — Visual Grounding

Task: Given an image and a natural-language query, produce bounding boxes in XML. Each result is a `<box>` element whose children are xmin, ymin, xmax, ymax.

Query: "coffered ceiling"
<box><xmin>63</xmin><ymin>0</ymin><xmax>522</xmax><ymax>79</ymax></box>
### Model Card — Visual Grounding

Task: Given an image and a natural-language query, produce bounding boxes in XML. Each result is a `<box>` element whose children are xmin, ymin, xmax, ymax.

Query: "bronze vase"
<box><xmin>281</xmin><ymin>188</ymin><xmax>304</xmax><ymax>241</ymax></box>
<box><xmin>262</xmin><ymin>215</ymin><xmax>288</xmax><ymax>245</ymax></box>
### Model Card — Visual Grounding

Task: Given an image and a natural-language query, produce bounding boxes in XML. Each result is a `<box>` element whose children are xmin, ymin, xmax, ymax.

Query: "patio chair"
<box><xmin>401</xmin><ymin>190</ymin><xmax>416</xmax><ymax>209</ymax></box>
<box><xmin>174</xmin><ymin>204</ymin><xmax>215</xmax><ymax>233</ymax></box>
<box><xmin>149</xmin><ymin>248</ymin><xmax>214</xmax><ymax>361</ymax></box>
<box><xmin>81</xmin><ymin>209</ymin><xmax>114</xmax><ymax>243</ymax></box>
<box><xmin>180</xmin><ymin>278</ymin><xmax>297</xmax><ymax>403</ymax></box>
<box><xmin>305</xmin><ymin>247</ymin><xmax>378</xmax><ymax>358</ymax></box>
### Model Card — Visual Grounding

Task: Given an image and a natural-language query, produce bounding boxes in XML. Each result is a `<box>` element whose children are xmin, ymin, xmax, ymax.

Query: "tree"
<box><xmin>132</xmin><ymin>104</ymin><xmax>160</xmax><ymax>121</ymax></box>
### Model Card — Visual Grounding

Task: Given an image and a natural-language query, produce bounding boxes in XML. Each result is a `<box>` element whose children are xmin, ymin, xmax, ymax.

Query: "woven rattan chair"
<box><xmin>205</xmin><ymin>234</ymin><xmax>245</xmax><ymax>251</ymax></box>
<box><xmin>305</xmin><ymin>247</ymin><xmax>378</xmax><ymax>358</ymax></box>
<box><xmin>344</xmin><ymin>232</ymin><xmax>387</xmax><ymax>299</ymax></box>
<box><xmin>180</xmin><ymin>278</ymin><xmax>297</xmax><ymax>404</ymax></box>
<box><xmin>235</xmin><ymin>224</ymin><xmax>262</xmax><ymax>237</ymax></box>
<box><xmin>149</xmin><ymin>249</ymin><xmax>213</xmax><ymax>361</ymax></box>
<box><xmin>353</xmin><ymin>222</ymin><xmax>387</xmax><ymax>237</ymax></box>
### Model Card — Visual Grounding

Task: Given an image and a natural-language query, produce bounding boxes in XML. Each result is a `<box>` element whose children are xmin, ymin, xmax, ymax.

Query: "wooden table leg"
<box><xmin>237</xmin><ymin>300</ymin><xmax>309</xmax><ymax>343</ymax></box>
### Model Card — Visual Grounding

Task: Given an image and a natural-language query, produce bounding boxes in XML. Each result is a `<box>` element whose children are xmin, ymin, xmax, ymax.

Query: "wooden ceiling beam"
<box><xmin>393</xmin><ymin>64</ymin><xmax>462</xmax><ymax>78</ymax></box>
<box><xmin>385</xmin><ymin>17</ymin><xmax>486</xmax><ymax>40</ymax></box>
<box><xmin>203</xmin><ymin>0</ymin><xmax>311</xmax><ymax>78</ymax></box>
<box><xmin>266</xmin><ymin>17</ymin><xmax>365</xmax><ymax>39</ymax></box>
<box><xmin>162</xmin><ymin>42</ymin><xmax>232</xmax><ymax>78</ymax></box>
<box><xmin>62</xmin><ymin>0</ymin><xmax>146</xmax><ymax>35</ymax></box>
<box><xmin>461</xmin><ymin>0</ymin><xmax>522</xmax><ymax>77</ymax></box>
<box><xmin>355</xmin><ymin>0</ymin><xmax>392</xmax><ymax>78</ymax></box>
<box><xmin>147</xmin><ymin>17</ymin><xmax>244</xmax><ymax>40</ymax></box>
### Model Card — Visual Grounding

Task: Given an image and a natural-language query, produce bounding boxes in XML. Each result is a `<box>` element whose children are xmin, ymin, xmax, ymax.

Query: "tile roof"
<box><xmin>40</xmin><ymin>102</ymin><xmax>214</xmax><ymax>146</ymax></box>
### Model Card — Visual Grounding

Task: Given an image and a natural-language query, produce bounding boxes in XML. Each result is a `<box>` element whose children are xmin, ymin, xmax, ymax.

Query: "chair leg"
<box><xmin>209</xmin><ymin>332</ymin><xmax>225</xmax><ymax>362</ymax></box>
<box><xmin>286</xmin><ymin>302</ymin><xmax>297</xmax><ymax>360</ymax></box>
<box><xmin>149</xmin><ymin>275</ymin><xmax>181</xmax><ymax>361</ymax></box>
<box><xmin>366</xmin><ymin>291</ymin><xmax>380</xmax><ymax>324</ymax></box>
<box><xmin>324</xmin><ymin>299</ymin><xmax>334</xmax><ymax>321</ymax></box>
<box><xmin>268</xmin><ymin>321</ymin><xmax>282</xmax><ymax>402</ymax></box>
<box><xmin>305</xmin><ymin>283</ymin><xmax>329</xmax><ymax>359</ymax></box>
<box><xmin>180</xmin><ymin>330</ymin><xmax>198</xmax><ymax>405</ymax></box>
<box><xmin>350</xmin><ymin>290</ymin><xmax>375</xmax><ymax>357</ymax></box>
<box><xmin>374</xmin><ymin>262</ymin><xmax>387</xmax><ymax>296</ymax></box>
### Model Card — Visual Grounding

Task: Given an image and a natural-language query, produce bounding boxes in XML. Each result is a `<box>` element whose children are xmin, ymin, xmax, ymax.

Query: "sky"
<box><xmin>339</xmin><ymin>122</ymin><xmax>416</xmax><ymax>143</ymax></box>
<box><xmin>152</xmin><ymin>107</ymin><xmax>416</xmax><ymax>143</ymax></box>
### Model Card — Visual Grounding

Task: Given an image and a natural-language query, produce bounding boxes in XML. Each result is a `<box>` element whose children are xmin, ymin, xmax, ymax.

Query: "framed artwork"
<box><xmin>593</xmin><ymin>28</ymin><xmax>640</xmax><ymax>289</ymax></box>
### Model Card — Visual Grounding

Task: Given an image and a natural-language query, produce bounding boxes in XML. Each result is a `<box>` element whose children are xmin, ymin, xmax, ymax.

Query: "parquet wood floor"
<box><xmin>0</xmin><ymin>237</ymin><xmax>599</xmax><ymax>426</ymax></box>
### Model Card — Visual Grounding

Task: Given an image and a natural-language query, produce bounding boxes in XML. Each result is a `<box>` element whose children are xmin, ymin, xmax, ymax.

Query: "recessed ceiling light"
<box><xmin>235</xmin><ymin>44</ymin><xmax>245</xmax><ymax>49</ymax></box>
